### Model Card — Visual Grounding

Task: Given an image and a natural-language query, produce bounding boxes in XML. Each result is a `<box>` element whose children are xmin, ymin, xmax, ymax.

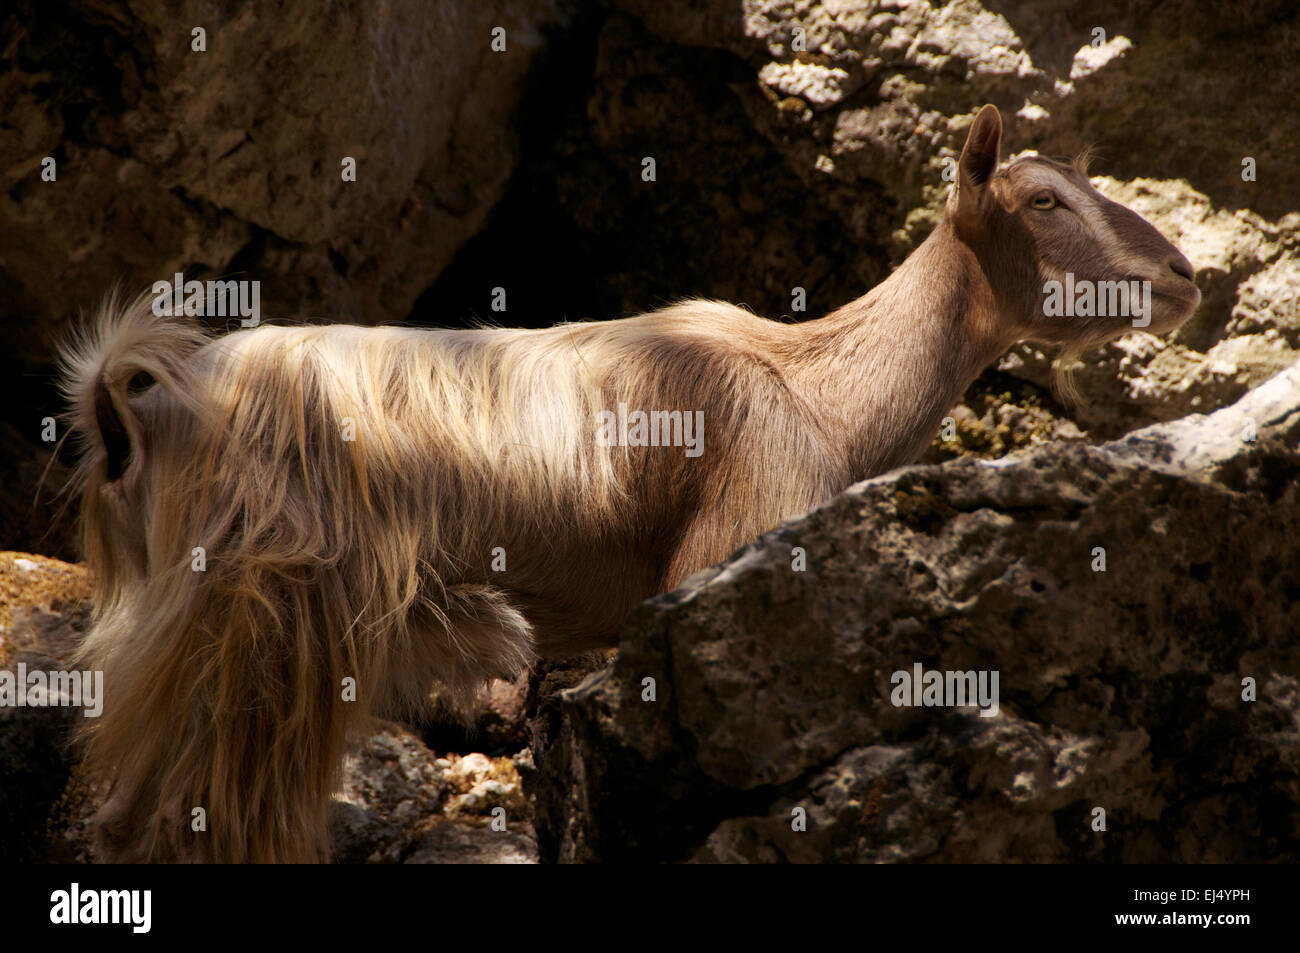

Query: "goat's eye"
<box><xmin>1031</xmin><ymin>193</ymin><xmax>1056</xmax><ymax>210</ymax></box>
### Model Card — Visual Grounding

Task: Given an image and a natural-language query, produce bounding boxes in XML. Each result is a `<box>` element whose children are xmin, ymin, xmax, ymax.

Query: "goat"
<box><xmin>61</xmin><ymin>105</ymin><xmax>1200</xmax><ymax>862</ymax></box>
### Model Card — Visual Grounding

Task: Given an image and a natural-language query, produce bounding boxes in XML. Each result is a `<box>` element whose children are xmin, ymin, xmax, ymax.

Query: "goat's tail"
<box><xmin>60</xmin><ymin>287</ymin><xmax>210</xmax><ymax>484</ymax></box>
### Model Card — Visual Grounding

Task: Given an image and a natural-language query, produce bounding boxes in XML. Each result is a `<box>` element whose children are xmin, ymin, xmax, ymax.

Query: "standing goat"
<box><xmin>62</xmin><ymin>105</ymin><xmax>1200</xmax><ymax>862</ymax></box>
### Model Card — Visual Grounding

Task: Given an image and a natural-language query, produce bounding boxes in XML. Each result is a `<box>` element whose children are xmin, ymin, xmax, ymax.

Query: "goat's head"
<box><xmin>948</xmin><ymin>104</ymin><xmax>1201</xmax><ymax>352</ymax></box>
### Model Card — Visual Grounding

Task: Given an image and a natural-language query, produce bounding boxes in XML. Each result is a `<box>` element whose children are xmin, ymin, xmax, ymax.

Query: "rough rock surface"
<box><xmin>536</xmin><ymin>361</ymin><xmax>1300</xmax><ymax>862</ymax></box>
<box><xmin>0</xmin><ymin>553</ymin><xmax>92</xmax><ymax>861</ymax></box>
<box><xmin>331</xmin><ymin>726</ymin><xmax>536</xmax><ymax>865</ymax></box>
<box><xmin>1</xmin><ymin>0</ymin><xmax>573</xmax><ymax>328</ymax></box>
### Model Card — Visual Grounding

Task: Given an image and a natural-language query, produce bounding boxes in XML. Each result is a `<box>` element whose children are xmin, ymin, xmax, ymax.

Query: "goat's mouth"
<box><xmin>1126</xmin><ymin>270</ymin><xmax>1201</xmax><ymax>304</ymax></box>
<box><xmin>1144</xmin><ymin>287</ymin><xmax>1201</xmax><ymax>333</ymax></box>
<box><xmin>1122</xmin><ymin>272</ymin><xmax>1201</xmax><ymax>327</ymax></box>
<box><xmin>1152</xmin><ymin>286</ymin><xmax>1201</xmax><ymax>311</ymax></box>
<box><xmin>1154</xmin><ymin>273</ymin><xmax>1201</xmax><ymax>305</ymax></box>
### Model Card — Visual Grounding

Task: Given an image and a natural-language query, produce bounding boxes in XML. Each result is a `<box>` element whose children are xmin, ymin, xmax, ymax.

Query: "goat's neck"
<box><xmin>787</xmin><ymin>220</ymin><xmax>1014</xmax><ymax>481</ymax></box>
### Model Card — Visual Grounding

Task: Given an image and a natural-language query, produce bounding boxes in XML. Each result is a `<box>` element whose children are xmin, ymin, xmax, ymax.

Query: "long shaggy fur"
<box><xmin>61</xmin><ymin>291</ymin><xmax>838</xmax><ymax>863</ymax></box>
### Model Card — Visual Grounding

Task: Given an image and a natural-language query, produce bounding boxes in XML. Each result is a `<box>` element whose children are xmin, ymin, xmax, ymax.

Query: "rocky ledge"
<box><xmin>535</xmin><ymin>361</ymin><xmax>1300</xmax><ymax>863</ymax></box>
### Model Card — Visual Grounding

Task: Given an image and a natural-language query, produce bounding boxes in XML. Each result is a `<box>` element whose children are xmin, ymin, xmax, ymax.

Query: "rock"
<box><xmin>331</xmin><ymin>723</ymin><xmax>447</xmax><ymax>863</ymax></box>
<box><xmin>403</xmin><ymin>819</ymin><xmax>537</xmax><ymax>865</ymax></box>
<box><xmin>1</xmin><ymin>0</ymin><xmax>575</xmax><ymax>329</ymax></box>
<box><xmin>536</xmin><ymin>362</ymin><xmax>1300</xmax><ymax>862</ymax></box>
<box><xmin>0</xmin><ymin>696</ymin><xmax>79</xmax><ymax>862</ymax></box>
<box><xmin>758</xmin><ymin>62</ymin><xmax>855</xmax><ymax>109</ymax></box>
<box><xmin>0</xmin><ymin>552</ymin><xmax>92</xmax><ymax>664</ymax></box>
<box><xmin>922</xmin><ymin>374</ymin><xmax>1086</xmax><ymax>464</ymax></box>
<box><xmin>331</xmin><ymin>726</ymin><xmax>534</xmax><ymax>862</ymax></box>
<box><xmin>329</xmin><ymin>800</ymin><xmax>404</xmax><ymax>866</ymax></box>
<box><xmin>442</xmin><ymin>751</ymin><xmax>530</xmax><ymax>820</ymax></box>
<box><xmin>0</xmin><ymin>552</ymin><xmax>94</xmax><ymax>861</ymax></box>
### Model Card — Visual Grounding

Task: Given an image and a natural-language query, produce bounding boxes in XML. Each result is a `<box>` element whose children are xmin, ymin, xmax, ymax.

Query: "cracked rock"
<box><xmin>536</xmin><ymin>363</ymin><xmax>1300</xmax><ymax>862</ymax></box>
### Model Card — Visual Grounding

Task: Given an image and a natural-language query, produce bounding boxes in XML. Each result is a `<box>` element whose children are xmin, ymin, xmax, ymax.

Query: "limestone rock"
<box><xmin>537</xmin><ymin>362</ymin><xmax>1300</xmax><ymax>862</ymax></box>
<box><xmin>0</xmin><ymin>553</ymin><xmax>92</xmax><ymax>861</ymax></box>
<box><xmin>1</xmin><ymin>0</ymin><xmax>574</xmax><ymax>331</ymax></box>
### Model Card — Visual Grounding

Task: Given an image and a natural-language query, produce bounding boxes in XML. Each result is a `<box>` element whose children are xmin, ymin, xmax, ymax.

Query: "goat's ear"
<box><xmin>952</xmin><ymin>105</ymin><xmax>1002</xmax><ymax>225</ymax></box>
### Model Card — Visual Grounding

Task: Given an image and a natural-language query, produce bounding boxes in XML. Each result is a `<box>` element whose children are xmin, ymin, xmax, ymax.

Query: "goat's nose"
<box><xmin>1169</xmin><ymin>256</ymin><xmax>1195</xmax><ymax>282</ymax></box>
